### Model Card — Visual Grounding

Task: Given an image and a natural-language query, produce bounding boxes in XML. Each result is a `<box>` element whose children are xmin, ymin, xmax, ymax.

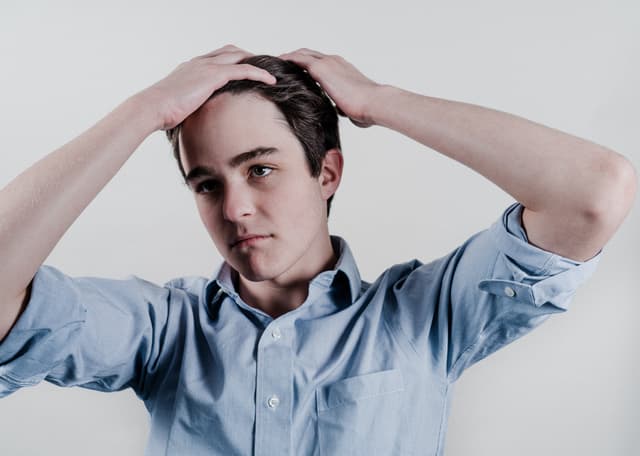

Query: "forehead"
<box><xmin>179</xmin><ymin>92</ymin><xmax>304</xmax><ymax>173</ymax></box>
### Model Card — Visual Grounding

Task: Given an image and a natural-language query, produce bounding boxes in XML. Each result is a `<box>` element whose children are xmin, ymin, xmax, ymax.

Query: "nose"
<box><xmin>222</xmin><ymin>185</ymin><xmax>255</xmax><ymax>222</ymax></box>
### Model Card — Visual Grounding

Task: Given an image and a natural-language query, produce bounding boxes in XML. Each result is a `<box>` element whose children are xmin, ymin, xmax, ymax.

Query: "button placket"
<box><xmin>254</xmin><ymin>322</ymin><xmax>293</xmax><ymax>455</ymax></box>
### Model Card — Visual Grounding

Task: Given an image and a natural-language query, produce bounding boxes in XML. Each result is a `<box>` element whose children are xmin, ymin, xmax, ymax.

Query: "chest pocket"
<box><xmin>316</xmin><ymin>368</ymin><xmax>412</xmax><ymax>455</ymax></box>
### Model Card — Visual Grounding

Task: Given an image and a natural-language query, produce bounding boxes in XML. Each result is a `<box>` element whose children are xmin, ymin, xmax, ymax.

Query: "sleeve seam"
<box><xmin>447</xmin><ymin>250</ymin><xmax>501</xmax><ymax>381</ymax></box>
<box><xmin>447</xmin><ymin>308</ymin><xmax>514</xmax><ymax>382</ymax></box>
<box><xmin>381</xmin><ymin>300</ymin><xmax>421</xmax><ymax>359</ymax></box>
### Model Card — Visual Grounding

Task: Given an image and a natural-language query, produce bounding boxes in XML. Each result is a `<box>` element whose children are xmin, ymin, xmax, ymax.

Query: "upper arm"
<box><xmin>522</xmin><ymin>206</ymin><xmax>607</xmax><ymax>263</ymax></box>
<box><xmin>384</xmin><ymin>202</ymin><xmax>603</xmax><ymax>383</ymax></box>
<box><xmin>0</xmin><ymin>282</ymin><xmax>32</xmax><ymax>344</ymax></box>
<box><xmin>0</xmin><ymin>265</ymin><xmax>174</xmax><ymax>398</ymax></box>
<box><xmin>446</xmin><ymin>203</ymin><xmax>604</xmax><ymax>381</ymax></box>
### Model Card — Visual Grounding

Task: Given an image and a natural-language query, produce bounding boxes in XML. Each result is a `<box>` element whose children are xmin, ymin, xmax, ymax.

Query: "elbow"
<box><xmin>585</xmin><ymin>153</ymin><xmax>638</xmax><ymax>226</ymax></box>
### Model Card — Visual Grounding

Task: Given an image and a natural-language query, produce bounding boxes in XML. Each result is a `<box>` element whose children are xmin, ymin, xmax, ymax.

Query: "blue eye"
<box><xmin>251</xmin><ymin>166</ymin><xmax>273</xmax><ymax>177</ymax></box>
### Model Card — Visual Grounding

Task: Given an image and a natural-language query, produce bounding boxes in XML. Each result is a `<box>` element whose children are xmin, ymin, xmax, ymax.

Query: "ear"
<box><xmin>318</xmin><ymin>148</ymin><xmax>343</xmax><ymax>200</ymax></box>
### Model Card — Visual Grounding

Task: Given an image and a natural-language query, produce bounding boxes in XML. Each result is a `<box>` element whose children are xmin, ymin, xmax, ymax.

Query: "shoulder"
<box><xmin>159</xmin><ymin>275</ymin><xmax>211</xmax><ymax>306</ymax></box>
<box><xmin>362</xmin><ymin>258</ymin><xmax>444</xmax><ymax>297</ymax></box>
<box><xmin>163</xmin><ymin>275</ymin><xmax>209</xmax><ymax>292</ymax></box>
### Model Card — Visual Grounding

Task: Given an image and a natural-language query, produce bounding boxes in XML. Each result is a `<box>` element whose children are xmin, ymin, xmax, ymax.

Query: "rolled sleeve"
<box><xmin>0</xmin><ymin>264</ymin><xmax>172</xmax><ymax>399</ymax></box>
<box><xmin>478</xmin><ymin>202</ymin><xmax>602</xmax><ymax>310</ymax></box>
<box><xmin>446</xmin><ymin>202</ymin><xmax>603</xmax><ymax>381</ymax></box>
<box><xmin>384</xmin><ymin>202</ymin><xmax>603</xmax><ymax>384</ymax></box>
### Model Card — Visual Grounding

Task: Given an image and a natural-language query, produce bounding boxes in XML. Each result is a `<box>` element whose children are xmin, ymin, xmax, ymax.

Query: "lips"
<box><xmin>230</xmin><ymin>234</ymin><xmax>271</xmax><ymax>248</ymax></box>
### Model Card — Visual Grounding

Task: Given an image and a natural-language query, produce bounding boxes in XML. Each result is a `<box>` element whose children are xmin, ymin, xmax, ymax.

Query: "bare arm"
<box><xmin>0</xmin><ymin>97</ymin><xmax>157</xmax><ymax>342</ymax></box>
<box><xmin>280</xmin><ymin>49</ymin><xmax>638</xmax><ymax>262</ymax></box>
<box><xmin>0</xmin><ymin>44</ymin><xmax>277</xmax><ymax>342</ymax></box>
<box><xmin>365</xmin><ymin>85</ymin><xmax>637</xmax><ymax>262</ymax></box>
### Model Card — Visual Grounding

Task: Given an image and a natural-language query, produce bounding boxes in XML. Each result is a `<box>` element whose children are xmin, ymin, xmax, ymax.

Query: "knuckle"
<box><xmin>237</xmin><ymin>64</ymin><xmax>257</xmax><ymax>75</ymax></box>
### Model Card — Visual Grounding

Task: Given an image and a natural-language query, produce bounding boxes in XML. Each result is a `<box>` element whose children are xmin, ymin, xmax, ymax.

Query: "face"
<box><xmin>179</xmin><ymin>92</ymin><xmax>341</xmax><ymax>285</ymax></box>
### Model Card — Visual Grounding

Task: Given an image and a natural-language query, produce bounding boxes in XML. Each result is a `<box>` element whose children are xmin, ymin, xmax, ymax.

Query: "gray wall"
<box><xmin>0</xmin><ymin>1</ymin><xmax>638</xmax><ymax>454</ymax></box>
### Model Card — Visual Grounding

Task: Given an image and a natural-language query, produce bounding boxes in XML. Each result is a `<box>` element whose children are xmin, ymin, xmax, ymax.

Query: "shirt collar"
<box><xmin>328</xmin><ymin>235</ymin><xmax>362</xmax><ymax>302</ymax></box>
<box><xmin>204</xmin><ymin>235</ymin><xmax>362</xmax><ymax>309</ymax></box>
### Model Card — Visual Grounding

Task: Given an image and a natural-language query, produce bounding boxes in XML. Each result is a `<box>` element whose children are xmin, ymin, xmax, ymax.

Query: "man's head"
<box><xmin>165</xmin><ymin>55</ymin><xmax>344</xmax><ymax>283</ymax></box>
<box><xmin>166</xmin><ymin>55</ymin><xmax>341</xmax><ymax>216</ymax></box>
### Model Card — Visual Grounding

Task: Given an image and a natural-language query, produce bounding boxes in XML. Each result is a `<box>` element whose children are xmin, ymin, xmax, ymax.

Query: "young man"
<box><xmin>0</xmin><ymin>45</ymin><xmax>635</xmax><ymax>455</ymax></box>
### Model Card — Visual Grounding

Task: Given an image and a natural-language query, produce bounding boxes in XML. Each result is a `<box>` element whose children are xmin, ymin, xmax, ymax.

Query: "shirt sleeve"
<box><xmin>0</xmin><ymin>264</ymin><xmax>177</xmax><ymax>399</ymax></box>
<box><xmin>383</xmin><ymin>202</ymin><xmax>603</xmax><ymax>383</ymax></box>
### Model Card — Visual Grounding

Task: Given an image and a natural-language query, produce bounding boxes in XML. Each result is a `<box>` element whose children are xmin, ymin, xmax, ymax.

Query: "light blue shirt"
<box><xmin>0</xmin><ymin>202</ymin><xmax>602</xmax><ymax>455</ymax></box>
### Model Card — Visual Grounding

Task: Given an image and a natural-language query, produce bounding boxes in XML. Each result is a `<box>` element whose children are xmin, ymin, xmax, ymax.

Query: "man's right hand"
<box><xmin>136</xmin><ymin>44</ymin><xmax>277</xmax><ymax>131</ymax></box>
<box><xmin>0</xmin><ymin>44</ymin><xmax>277</xmax><ymax>343</ymax></box>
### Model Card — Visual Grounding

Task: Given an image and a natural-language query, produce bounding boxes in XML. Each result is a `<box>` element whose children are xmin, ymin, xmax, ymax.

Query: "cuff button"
<box><xmin>504</xmin><ymin>286</ymin><xmax>516</xmax><ymax>297</ymax></box>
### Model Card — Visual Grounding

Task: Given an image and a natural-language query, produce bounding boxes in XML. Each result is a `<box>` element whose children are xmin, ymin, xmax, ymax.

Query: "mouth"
<box><xmin>230</xmin><ymin>234</ymin><xmax>272</xmax><ymax>249</ymax></box>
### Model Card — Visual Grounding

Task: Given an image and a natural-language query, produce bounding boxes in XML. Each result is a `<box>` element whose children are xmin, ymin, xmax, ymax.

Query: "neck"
<box><xmin>236</xmin><ymin>234</ymin><xmax>337</xmax><ymax>318</ymax></box>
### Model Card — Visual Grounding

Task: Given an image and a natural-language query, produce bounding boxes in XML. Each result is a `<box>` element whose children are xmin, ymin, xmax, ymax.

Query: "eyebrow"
<box><xmin>184</xmin><ymin>146</ymin><xmax>280</xmax><ymax>186</ymax></box>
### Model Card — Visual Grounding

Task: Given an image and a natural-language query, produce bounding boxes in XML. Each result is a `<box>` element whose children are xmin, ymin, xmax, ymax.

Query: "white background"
<box><xmin>0</xmin><ymin>1</ymin><xmax>638</xmax><ymax>455</ymax></box>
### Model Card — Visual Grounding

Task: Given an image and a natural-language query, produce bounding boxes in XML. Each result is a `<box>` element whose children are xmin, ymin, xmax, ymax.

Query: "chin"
<box><xmin>233</xmin><ymin>259</ymin><xmax>284</xmax><ymax>283</ymax></box>
<box><xmin>236</xmin><ymin>268</ymin><xmax>271</xmax><ymax>283</ymax></box>
<box><xmin>225</xmin><ymin>242</ymin><xmax>303</xmax><ymax>284</ymax></box>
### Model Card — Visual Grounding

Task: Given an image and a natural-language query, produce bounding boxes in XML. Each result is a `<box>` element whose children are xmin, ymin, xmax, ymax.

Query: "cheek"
<box><xmin>271</xmin><ymin>176</ymin><xmax>324</xmax><ymax>221</ymax></box>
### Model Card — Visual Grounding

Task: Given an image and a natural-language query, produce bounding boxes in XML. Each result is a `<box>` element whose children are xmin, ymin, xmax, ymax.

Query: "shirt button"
<box><xmin>271</xmin><ymin>327</ymin><xmax>281</xmax><ymax>340</ymax></box>
<box><xmin>267</xmin><ymin>395</ymin><xmax>280</xmax><ymax>409</ymax></box>
<box><xmin>504</xmin><ymin>286</ymin><xmax>516</xmax><ymax>297</ymax></box>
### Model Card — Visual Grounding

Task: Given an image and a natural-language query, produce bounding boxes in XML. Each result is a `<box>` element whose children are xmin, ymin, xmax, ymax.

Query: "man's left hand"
<box><xmin>278</xmin><ymin>48</ymin><xmax>382</xmax><ymax>128</ymax></box>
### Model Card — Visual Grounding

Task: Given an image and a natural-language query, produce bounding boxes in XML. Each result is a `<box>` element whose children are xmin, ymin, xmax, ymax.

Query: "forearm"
<box><xmin>0</xmin><ymin>94</ymin><xmax>158</xmax><ymax>303</ymax></box>
<box><xmin>367</xmin><ymin>85</ymin><xmax>631</xmax><ymax>216</ymax></box>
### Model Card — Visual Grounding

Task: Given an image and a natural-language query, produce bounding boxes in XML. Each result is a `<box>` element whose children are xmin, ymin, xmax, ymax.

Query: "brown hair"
<box><xmin>165</xmin><ymin>55</ymin><xmax>341</xmax><ymax>216</ymax></box>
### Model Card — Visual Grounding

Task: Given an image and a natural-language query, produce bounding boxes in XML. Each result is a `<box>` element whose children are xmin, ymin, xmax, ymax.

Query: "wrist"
<box><xmin>364</xmin><ymin>84</ymin><xmax>402</xmax><ymax>128</ymax></box>
<box><xmin>122</xmin><ymin>90</ymin><xmax>166</xmax><ymax>134</ymax></box>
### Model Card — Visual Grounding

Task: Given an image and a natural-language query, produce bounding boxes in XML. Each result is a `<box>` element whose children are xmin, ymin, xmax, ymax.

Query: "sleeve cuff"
<box><xmin>477</xmin><ymin>202</ymin><xmax>603</xmax><ymax>310</ymax></box>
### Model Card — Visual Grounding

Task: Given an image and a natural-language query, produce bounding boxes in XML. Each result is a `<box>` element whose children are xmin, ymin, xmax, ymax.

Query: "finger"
<box><xmin>350</xmin><ymin>118</ymin><xmax>372</xmax><ymax>128</ymax></box>
<box><xmin>285</xmin><ymin>48</ymin><xmax>325</xmax><ymax>58</ymax></box>
<box><xmin>278</xmin><ymin>52</ymin><xmax>318</xmax><ymax>69</ymax></box>
<box><xmin>279</xmin><ymin>52</ymin><xmax>322</xmax><ymax>62</ymax></box>
<box><xmin>195</xmin><ymin>44</ymin><xmax>251</xmax><ymax>60</ymax></box>
<box><xmin>198</xmin><ymin>44</ymin><xmax>245</xmax><ymax>56</ymax></box>
<box><xmin>206</xmin><ymin>50</ymin><xmax>254</xmax><ymax>65</ymax></box>
<box><xmin>227</xmin><ymin>64</ymin><xmax>277</xmax><ymax>85</ymax></box>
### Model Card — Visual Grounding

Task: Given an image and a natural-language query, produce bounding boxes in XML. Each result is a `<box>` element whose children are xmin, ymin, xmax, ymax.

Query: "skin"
<box><xmin>176</xmin><ymin>45</ymin><xmax>635</xmax><ymax>317</ymax></box>
<box><xmin>1</xmin><ymin>43</ymin><xmax>635</xmax><ymax>340</ymax></box>
<box><xmin>279</xmin><ymin>48</ymin><xmax>637</xmax><ymax>263</ymax></box>
<box><xmin>179</xmin><ymin>92</ymin><xmax>343</xmax><ymax>318</ymax></box>
<box><xmin>0</xmin><ymin>45</ymin><xmax>281</xmax><ymax>339</ymax></box>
